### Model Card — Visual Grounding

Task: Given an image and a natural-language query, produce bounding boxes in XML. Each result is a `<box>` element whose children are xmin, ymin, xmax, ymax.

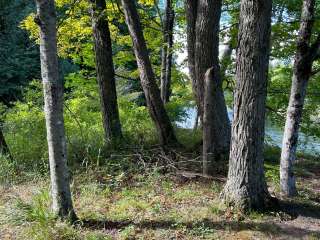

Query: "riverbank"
<box><xmin>1</xmin><ymin>146</ymin><xmax>319</xmax><ymax>240</ymax></box>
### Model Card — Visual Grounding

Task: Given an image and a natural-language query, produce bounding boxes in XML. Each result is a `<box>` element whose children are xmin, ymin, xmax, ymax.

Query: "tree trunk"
<box><xmin>0</xmin><ymin>126</ymin><xmax>10</xmax><ymax>156</ymax></box>
<box><xmin>280</xmin><ymin>0</ymin><xmax>315</xmax><ymax>197</ymax></box>
<box><xmin>203</xmin><ymin>69</ymin><xmax>215</xmax><ymax>175</ymax></box>
<box><xmin>160</xmin><ymin>0</ymin><xmax>175</xmax><ymax>104</ymax></box>
<box><xmin>185</xmin><ymin>0</ymin><xmax>198</xmax><ymax>113</ymax></box>
<box><xmin>90</xmin><ymin>0</ymin><xmax>122</xmax><ymax>144</ymax></box>
<box><xmin>35</xmin><ymin>0</ymin><xmax>76</xmax><ymax>221</ymax></box>
<box><xmin>203</xmin><ymin>67</ymin><xmax>230</xmax><ymax>175</ymax></box>
<box><xmin>195</xmin><ymin>0</ymin><xmax>221</xmax><ymax>118</ymax></box>
<box><xmin>186</xmin><ymin>0</ymin><xmax>230</xmax><ymax>126</ymax></box>
<box><xmin>188</xmin><ymin>0</ymin><xmax>230</xmax><ymax>174</ymax></box>
<box><xmin>222</xmin><ymin>0</ymin><xmax>273</xmax><ymax>211</ymax></box>
<box><xmin>121</xmin><ymin>0</ymin><xmax>178</xmax><ymax>146</ymax></box>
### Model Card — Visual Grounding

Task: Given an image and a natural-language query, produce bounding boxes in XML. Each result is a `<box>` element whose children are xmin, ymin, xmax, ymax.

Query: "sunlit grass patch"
<box><xmin>119</xmin><ymin>225</ymin><xmax>136</xmax><ymax>239</ymax></box>
<box><xmin>25</xmin><ymin>221</ymin><xmax>80</xmax><ymax>240</ymax></box>
<box><xmin>107</xmin><ymin>196</ymin><xmax>151</xmax><ymax>221</ymax></box>
<box><xmin>265</xmin><ymin>162</ymin><xmax>280</xmax><ymax>186</ymax></box>
<box><xmin>84</xmin><ymin>231</ymin><xmax>113</xmax><ymax>240</ymax></box>
<box><xmin>172</xmin><ymin>186</ymin><xmax>201</xmax><ymax>201</ymax></box>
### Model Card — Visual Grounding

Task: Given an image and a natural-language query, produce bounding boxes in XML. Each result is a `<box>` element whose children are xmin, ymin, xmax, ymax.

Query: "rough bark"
<box><xmin>90</xmin><ymin>0</ymin><xmax>122</xmax><ymax>144</ymax></box>
<box><xmin>121</xmin><ymin>0</ymin><xmax>178</xmax><ymax>146</ymax></box>
<box><xmin>186</xmin><ymin>0</ymin><xmax>230</xmax><ymax>127</ymax></box>
<box><xmin>194</xmin><ymin>0</ymin><xmax>221</xmax><ymax>117</ymax></box>
<box><xmin>203</xmin><ymin>69</ymin><xmax>215</xmax><ymax>175</ymax></box>
<box><xmin>203</xmin><ymin>67</ymin><xmax>230</xmax><ymax>175</ymax></box>
<box><xmin>280</xmin><ymin>0</ymin><xmax>316</xmax><ymax>197</ymax></box>
<box><xmin>160</xmin><ymin>0</ymin><xmax>175</xmax><ymax>104</ymax></box>
<box><xmin>187</xmin><ymin>0</ymin><xmax>230</xmax><ymax>174</ymax></box>
<box><xmin>222</xmin><ymin>0</ymin><xmax>273</xmax><ymax>211</ymax></box>
<box><xmin>35</xmin><ymin>0</ymin><xmax>76</xmax><ymax>221</ymax></box>
<box><xmin>185</xmin><ymin>0</ymin><xmax>198</xmax><ymax>110</ymax></box>
<box><xmin>200</xmin><ymin>0</ymin><xmax>231</xmax><ymax>155</ymax></box>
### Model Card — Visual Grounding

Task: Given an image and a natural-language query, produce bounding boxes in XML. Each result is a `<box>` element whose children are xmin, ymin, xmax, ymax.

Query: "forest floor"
<box><xmin>0</xmin><ymin>148</ymin><xmax>320</xmax><ymax>240</ymax></box>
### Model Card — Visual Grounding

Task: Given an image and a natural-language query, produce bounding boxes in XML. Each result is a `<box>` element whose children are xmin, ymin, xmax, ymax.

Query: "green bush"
<box><xmin>0</xmin><ymin>75</ymin><xmax>190</xmax><ymax>182</ymax></box>
<box><xmin>0</xmin><ymin>154</ymin><xmax>18</xmax><ymax>183</ymax></box>
<box><xmin>4</xmin><ymin>98</ymin><xmax>48</xmax><ymax>176</ymax></box>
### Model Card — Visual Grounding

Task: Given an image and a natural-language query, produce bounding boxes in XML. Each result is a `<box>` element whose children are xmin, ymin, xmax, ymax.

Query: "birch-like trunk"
<box><xmin>160</xmin><ymin>0</ymin><xmax>175</xmax><ymax>104</ymax></box>
<box><xmin>121</xmin><ymin>0</ymin><xmax>179</xmax><ymax>146</ymax></box>
<box><xmin>222</xmin><ymin>0</ymin><xmax>273</xmax><ymax>211</ymax></box>
<box><xmin>35</xmin><ymin>0</ymin><xmax>76</xmax><ymax>221</ymax></box>
<box><xmin>90</xmin><ymin>0</ymin><xmax>122</xmax><ymax>144</ymax></box>
<box><xmin>280</xmin><ymin>0</ymin><xmax>316</xmax><ymax>197</ymax></box>
<box><xmin>280</xmin><ymin>75</ymin><xmax>309</xmax><ymax>197</ymax></box>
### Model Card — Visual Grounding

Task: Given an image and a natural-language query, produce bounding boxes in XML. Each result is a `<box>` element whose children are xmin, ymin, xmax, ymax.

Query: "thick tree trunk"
<box><xmin>222</xmin><ymin>0</ymin><xmax>273</xmax><ymax>211</ymax></box>
<box><xmin>194</xmin><ymin>0</ymin><xmax>221</xmax><ymax>118</ymax></box>
<box><xmin>280</xmin><ymin>0</ymin><xmax>315</xmax><ymax>197</ymax></box>
<box><xmin>203</xmin><ymin>67</ymin><xmax>230</xmax><ymax>175</ymax></box>
<box><xmin>121</xmin><ymin>0</ymin><xmax>178</xmax><ymax>146</ymax></box>
<box><xmin>90</xmin><ymin>0</ymin><xmax>122</xmax><ymax>144</ymax></box>
<box><xmin>35</xmin><ymin>0</ymin><xmax>76</xmax><ymax>221</ymax></box>
<box><xmin>160</xmin><ymin>0</ymin><xmax>175</xmax><ymax>104</ymax></box>
<box><xmin>186</xmin><ymin>0</ymin><xmax>230</xmax><ymax>127</ymax></box>
<box><xmin>188</xmin><ymin>0</ymin><xmax>230</xmax><ymax>174</ymax></box>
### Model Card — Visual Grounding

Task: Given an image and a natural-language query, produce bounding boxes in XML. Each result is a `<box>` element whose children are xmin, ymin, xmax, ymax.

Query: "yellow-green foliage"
<box><xmin>1</xmin><ymin>78</ymin><xmax>157</xmax><ymax>180</ymax></box>
<box><xmin>21</xmin><ymin>0</ymin><xmax>164</xmax><ymax>76</ymax></box>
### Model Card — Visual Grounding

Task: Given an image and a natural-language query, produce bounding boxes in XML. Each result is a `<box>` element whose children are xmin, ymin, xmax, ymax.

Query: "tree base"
<box><xmin>221</xmin><ymin>182</ymin><xmax>278</xmax><ymax>212</ymax></box>
<box><xmin>280</xmin><ymin>176</ymin><xmax>297</xmax><ymax>198</ymax></box>
<box><xmin>55</xmin><ymin>208</ymin><xmax>78</xmax><ymax>224</ymax></box>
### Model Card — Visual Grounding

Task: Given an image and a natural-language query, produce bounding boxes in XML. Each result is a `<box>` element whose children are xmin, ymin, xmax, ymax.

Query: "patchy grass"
<box><xmin>1</xmin><ymin>148</ymin><xmax>320</xmax><ymax>240</ymax></box>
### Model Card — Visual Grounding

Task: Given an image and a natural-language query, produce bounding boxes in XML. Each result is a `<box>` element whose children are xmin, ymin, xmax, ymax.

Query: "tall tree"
<box><xmin>185</xmin><ymin>0</ymin><xmax>230</xmax><ymax>122</ymax></box>
<box><xmin>222</xmin><ymin>0</ymin><xmax>273</xmax><ymax>210</ymax></box>
<box><xmin>280</xmin><ymin>0</ymin><xmax>320</xmax><ymax>197</ymax></box>
<box><xmin>35</xmin><ymin>0</ymin><xmax>76</xmax><ymax>221</ymax></box>
<box><xmin>201</xmin><ymin>0</ymin><xmax>231</xmax><ymax>175</ymax></box>
<box><xmin>121</xmin><ymin>0</ymin><xmax>179</xmax><ymax>146</ymax></box>
<box><xmin>90</xmin><ymin>0</ymin><xmax>122</xmax><ymax>144</ymax></box>
<box><xmin>186</xmin><ymin>0</ymin><xmax>230</xmax><ymax>174</ymax></box>
<box><xmin>160</xmin><ymin>0</ymin><xmax>175</xmax><ymax>103</ymax></box>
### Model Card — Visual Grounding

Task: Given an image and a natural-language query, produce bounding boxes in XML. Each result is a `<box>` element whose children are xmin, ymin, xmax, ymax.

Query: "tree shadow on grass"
<box><xmin>80</xmin><ymin>218</ymin><xmax>320</xmax><ymax>239</ymax></box>
<box><xmin>279</xmin><ymin>198</ymin><xmax>320</xmax><ymax>219</ymax></box>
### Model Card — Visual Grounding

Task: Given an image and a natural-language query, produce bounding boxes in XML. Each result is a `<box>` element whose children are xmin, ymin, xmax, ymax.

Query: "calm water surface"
<box><xmin>177</xmin><ymin>107</ymin><xmax>320</xmax><ymax>156</ymax></box>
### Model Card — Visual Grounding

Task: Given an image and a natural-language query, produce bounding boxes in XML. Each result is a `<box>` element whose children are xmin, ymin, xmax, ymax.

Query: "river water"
<box><xmin>177</xmin><ymin>107</ymin><xmax>320</xmax><ymax>156</ymax></box>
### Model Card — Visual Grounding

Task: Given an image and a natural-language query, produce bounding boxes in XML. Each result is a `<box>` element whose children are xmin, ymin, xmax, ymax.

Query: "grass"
<box><xmin>0</xmin><ymin>146</ymin><xmax>320</xmax><ymax>239</ymax></box>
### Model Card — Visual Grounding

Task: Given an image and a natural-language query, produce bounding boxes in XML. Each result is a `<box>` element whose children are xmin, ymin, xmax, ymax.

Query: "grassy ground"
<box><xmin>0</xmin><ymin>146</ymin><xmax>320</xmax><ymax>240</ymax></box>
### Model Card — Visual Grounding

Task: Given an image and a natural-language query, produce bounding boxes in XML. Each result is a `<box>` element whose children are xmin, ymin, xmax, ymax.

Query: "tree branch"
<box><xmin>115</xmin><ymin>73</ymin><xmax>138</xmax><ymax>81</ymax></box>
<box><xmin>154</xmin><ymin>0</ymin><xmax>163</xmax><ymax>28</ymax></box>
